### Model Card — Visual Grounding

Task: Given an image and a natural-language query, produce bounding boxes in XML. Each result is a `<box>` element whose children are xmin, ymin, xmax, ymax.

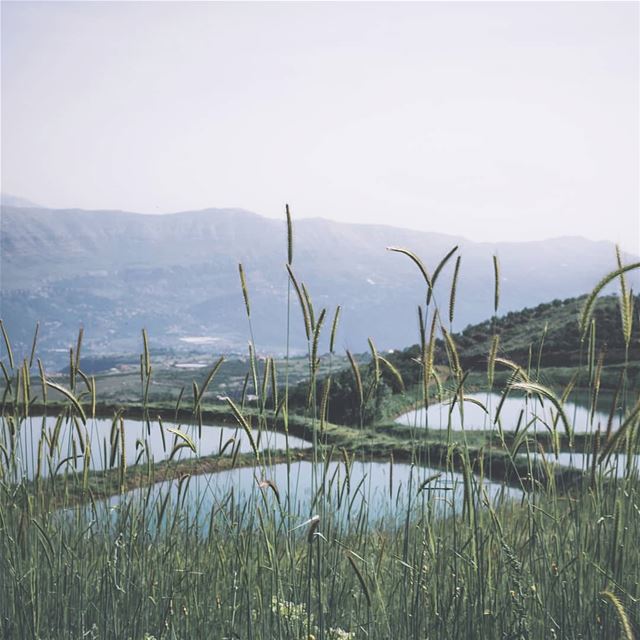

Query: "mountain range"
<box><xmin>1</xmin><ymin>201</ymin><xmax>637</xmax><ymax>367</ymax></box>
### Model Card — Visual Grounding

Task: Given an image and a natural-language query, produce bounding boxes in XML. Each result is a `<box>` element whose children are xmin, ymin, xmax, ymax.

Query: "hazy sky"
<box><xmin>2</xmin><ymin>1</ymin><xmax>638</xmax><ymax>253</ymax></box>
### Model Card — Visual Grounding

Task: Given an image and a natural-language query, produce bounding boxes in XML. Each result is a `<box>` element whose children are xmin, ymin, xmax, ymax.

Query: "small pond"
<box><xmin>396</xmin><ymin>391</ymin><xmax>623</xmax><ymax>434</ymax></box>
<box><xmin>92</xmin><ymin>460</ymin><xmax>523</xmax><ymax>531</ymax></box>
<box><xmin>1</xmin><ymin>415</ymin><xmax>310</xmax><ymax>479</ymax></box>
<box><xmin>524</xmin><ymin>451</ymin><xmax>640</xmax><ymax>479</ymax></box>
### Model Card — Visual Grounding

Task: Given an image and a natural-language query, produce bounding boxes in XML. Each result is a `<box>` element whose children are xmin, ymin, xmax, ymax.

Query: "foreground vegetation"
<box><xmin>1</xmin><ymin>217</ymin><xmax>639</xmax><ymax>639</ymax></box>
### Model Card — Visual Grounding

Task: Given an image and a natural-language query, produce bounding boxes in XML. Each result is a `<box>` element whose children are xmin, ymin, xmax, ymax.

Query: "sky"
<box><xmin>1</xmin><ymin>1</ymin><xmax>639</xmax><ymax>253</ymax></box>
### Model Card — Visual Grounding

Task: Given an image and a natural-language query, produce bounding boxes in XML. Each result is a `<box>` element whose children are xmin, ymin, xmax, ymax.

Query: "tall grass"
<box><xmin>0</xmin><ymin>222</ymin><xmax>638</xmax><ymax>639</ymax></box>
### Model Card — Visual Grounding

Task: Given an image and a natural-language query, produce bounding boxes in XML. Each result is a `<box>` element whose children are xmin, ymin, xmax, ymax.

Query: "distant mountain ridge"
<box><xmin>1</xmin><ymin>203</ymin><xmax>637</xmax><ymax>366</ymax></box>
<box><xmin>0</xmin><ymin>193</ymin><xmax>43</xmax><ymax>208</ymax></box>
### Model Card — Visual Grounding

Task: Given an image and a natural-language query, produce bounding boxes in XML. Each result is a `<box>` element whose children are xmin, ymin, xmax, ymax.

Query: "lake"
<box><xmin>90</xmin><ymin>459</ymin><xmax>523</xmax><ymax>531</ymax></box>
<box><xmin>395</xmin><ymin>391</ymin><xmax>622</xmax><ymax>433</ymax></box>
<box><xmin>1</xmin><ymin>415</ymin><xmax>310</xmax><ymax>479</ymax></box>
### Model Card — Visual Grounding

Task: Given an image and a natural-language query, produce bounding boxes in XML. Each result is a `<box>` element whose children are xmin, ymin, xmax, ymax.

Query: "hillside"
<box><xmin>455</xmin><ymin>294</ymin><xmax>640</xmax><ymax>368</ymax></box>
<box><xmin>390</xmin><ymin>294</ymin><xmax>640</xmax><ymax>384</ymax></box>
<box><xmin>290</xmin><ymin>294</ymin><xmax>640</xmax><ymax>425</ymax></box>
<box><xmin>2</xmin><ymin>205</ymin><xmax>638</xmax><ymax>367</ymax></box>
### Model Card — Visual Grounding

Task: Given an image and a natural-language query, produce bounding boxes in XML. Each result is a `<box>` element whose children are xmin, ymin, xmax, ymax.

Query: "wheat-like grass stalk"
<box><xmin>425</xmin><ymin>310</ymin><xmax>439</xmax><ymax>386</ymax></box>
<box><xmin>493</xmin><ymin>356</ymin><xmax>530</xmax><ymax>383</ymax></box>
<box><xmin>119</xmin><ymin>415</ymin><xmax>126</xmax><ymax>492</ymax></box>
<box><xmin>346</xmin><ymin>350</ymin><xmax>363</xmax><ymax>408</ymax></box>
<box><xmin>386</xmin><ymin>247</ymin><xmax>432</xmax><ymax>289</ymax></box>
<box><xmin>0</xmin><ymin>319</ymin><xmax>15</xmax><ymax>369</ymax></box>
<box><xmin>319</xmin><ymin>376</ymin><xmax>331</xmax><ymax>432</ymax></box>
<box><xmin>269</xmin><ymin>357</ymin><xmax>278</xmax><ymax>410</ymax></box>
<box><xmin>248</xmin><ymin>343</ymin><xmax>259</xmax><ymax>403</ymax></box>
<box><xmin>168</xmin><ymin>427</ymin><xmax>196</xmax><ymax>452</ymax></box>
<box><xmin>225</xmin><ymin>396</ymin><xmax>259</xmax><ymax>460</ymax></box>
<box><xmin>68</xmin><ymin>347</ymin><xmax>74</xmax><ymax>390</ymax></box>
<box><xmin>37</xmin><ymin>359</ymin><xmax>47</xmax><ymax>405</ymax></box>
<box><xmin>441</xmin><ymin>326</ymin><xmax>461</xmax><ymax>378</ymax></box>
<box><xmin>616</xmin><ymin>246</ymin><xmax>634</xmax><ymax>348</ymax></box>
<box><xmin>378</xmin><ymin>355</ymin><xmax>404</xmax><ymax>391</ymax></box>
<box><xmin>329</xmin><ymin>305</ymin><xmax>341</xmax><ymax>354</ymax></box>
<box><xmin>90</xmin><ymin>375</ymin><xmax>96</xmax><ymax>420</ymax></box>
<box><xmin>301</xmin><ymin>282</ymin><xmax>316</xmax><ymax>331</ymax></box>
<box><xmin>579</xmin><ymin>261</ymin><xmax>640</xmax><ymax>339</ymax></box>
<box><xmin>286</xmin><ymin>264</ymin><xmax>311</xmax><ymax>341</ymax></box>
<box><xmin>600</xmin><ymin>590</ymin><xmax>635</xmax><ymax>640</ymax></box>
<box><xmin>367</xmin><ymin>337</ymin><xmax>380</xmax><ymax>384</ymax></box>
<box><xmin>28</xmin><ymin>322</ymin><xmax>39</xmax><ymax>369</ymax></box>
<box><xmin>260</xmin><ymin>356</ymin><xmax>270</xmax><ymax>411</ymax></box>
<box><xmin>492</xmin><ymin>254</ymin><xmax>500</xmax><ymax>314</ymax></box>
<box><xmin>428</xmin><ymin>245</ymin><xmax>458</xmax><ymax>305</ymax></box>
<box><xmin>258</xmin><ymin>478</ymin><xmax>281</xmax><ymax>504</ymax></box>
<box><xmin>195</xmin><ymin>356</ymin><xmax>224</xmax><ymax>411</ymax></box>
<box><xmin>510</xmin><ymin>381</ymin><xmax>572</xmax><ymax>442</ymax></box>
<box><xmin>44</xmin><ymin>379</ymin><xmax>87</xmax><ymax>425</ymax></box>
<box><xmin>142</xmin><ymin>328</ymin><xmax>151</xmax><ymax>376</ymax></box>
<box><xmin>238</xmin><ymin>263</ymin><xmax>251</xmax><ymax>318</ymax></box>
<box><xmin>418</xmin><ymin>305</ymin><xmax>427</xmax><ymax>355</ymax></box>
<box><xmin>286</xmin><ymin>203</ymin><xmax>293</xmax><ymax>266</ymax></box>
<box><xmin>21</xmin><ymin>360</ymin><xmax>30</xmax><ymax>415</ymax></box>
<box><xmin>311</xmin><ymin>309</ymin><xmax>326</xmax><ymax>374</ymax></box>
<box><xmin>74</xmin><ymin>327</ymin><xmax>84</xmax><ymax>377</ymax></box>
<box><xmin>449</xmin><ymin>255</ymin><xmax>461</xmax><ymax>324</ymax></box>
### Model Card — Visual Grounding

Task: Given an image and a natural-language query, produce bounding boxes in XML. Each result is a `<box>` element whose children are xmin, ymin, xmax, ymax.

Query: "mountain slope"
<box><xmin>289</xmin><ymin>294</ymin><xmax>640</xmax><ymax>426</ymax></box>
<box><xmin>386</xmin><ymin>294</ymin><xmax>640</xmax><ymax>387</ymax></box>
<box><xmin>1</xmin><ymin>205</ymin><xmax>637</xmax><ymax>365</ymax></box>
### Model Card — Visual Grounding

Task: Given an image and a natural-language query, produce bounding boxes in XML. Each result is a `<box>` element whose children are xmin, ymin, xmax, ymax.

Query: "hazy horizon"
<box><xmin>2</xmin><ymin>1</ymin><xmax>638</xmax><ymax>253</ymax></box>
<box><xmin>2</xmin><ymin>191</ymin><xmax>638</xmax><ymax>256</ymax></box>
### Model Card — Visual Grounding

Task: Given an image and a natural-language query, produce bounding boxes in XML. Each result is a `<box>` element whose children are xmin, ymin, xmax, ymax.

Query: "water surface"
<box><xmin>1</xmin><ymin>415</ymin><xmax>309</xmax><ymax>479</ymax></box>
<box><xmin>396</xmin><ymin>391</ymin><xmax>622</xmax><ymax>434</ymax></box>
<box><xmin>95</xmin><ymin>460</ymin><xmax>523</xmax><ymax>531</ymax></box>
<box><xmin>525</xmin><ymin>451</ymin><xmax>640</xmax><ymax>479</ymax></box>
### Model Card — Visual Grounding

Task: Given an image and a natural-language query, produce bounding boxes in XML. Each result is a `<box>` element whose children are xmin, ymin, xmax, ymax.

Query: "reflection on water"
<box><xmin>396</xmin><ymin>392</ymin><xmax>623</xmax><ymax>433</ymax></box>
<box><xmin>96</xmin><ymin>460</ymin><xmax>523</xmax><ymax>531</ymax></box>
<box><xmin>1</xmin><ymin>415</ymin><xmax>310</xmax><ymax>479</ymax></box>
<box><xmin>526</xmin><ymin>451</ymin><xmax>640</xmax><ymax>479</ymax></box>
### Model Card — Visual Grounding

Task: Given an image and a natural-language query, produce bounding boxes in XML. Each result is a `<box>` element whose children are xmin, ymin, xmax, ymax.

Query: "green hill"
<box><xmin>289</xmin><ymin>294</ymin><xmax>640</xmax><ymax>425</ymax></box>
<box><xmin>454</xmin><ymin>294</ymin><xmax>639</xmax><ymax>369</ymax></box>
